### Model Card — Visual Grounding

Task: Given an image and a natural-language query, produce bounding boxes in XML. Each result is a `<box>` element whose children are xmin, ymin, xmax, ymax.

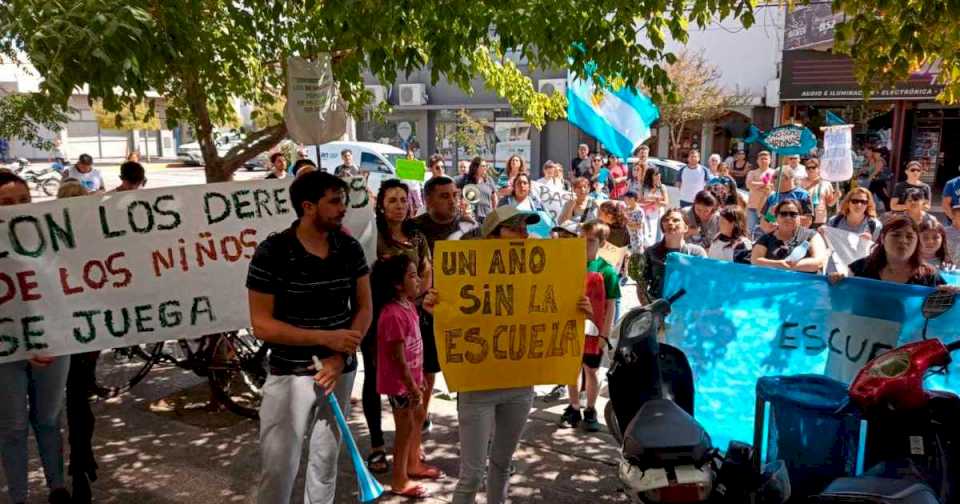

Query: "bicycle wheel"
<box><xmin>40</xmin><ymin>177</ymin><xmax>60</xmax><ymax>196</ymax></box>
<box><xmin>208</xmin><ymin>329</ymin><xmax>266</xmax><ymax>418</ymax></box>
<box><xmin>93</xmin><ymin>343</ymin><xmax>164</xmax><ymax>398</ymax></box>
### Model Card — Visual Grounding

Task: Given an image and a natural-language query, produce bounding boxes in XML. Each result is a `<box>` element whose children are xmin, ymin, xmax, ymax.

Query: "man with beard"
<box><xmin>247</xmin><ymin>171</ymin><xmax>373</xmax><ymax>503</ymax></box>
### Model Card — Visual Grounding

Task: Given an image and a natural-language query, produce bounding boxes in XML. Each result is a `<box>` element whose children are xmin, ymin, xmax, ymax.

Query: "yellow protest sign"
<box><xmin>433</xmin><ymin>238</ymin><xmax>586</xmax><ymax>392</ymax></box>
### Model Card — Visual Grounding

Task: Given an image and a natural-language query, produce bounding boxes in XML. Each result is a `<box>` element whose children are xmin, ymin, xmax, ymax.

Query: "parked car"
<box><xmin>177</xmin><ymin>131</ymin><xmax>272</xmax><ymax>170</ymax></box>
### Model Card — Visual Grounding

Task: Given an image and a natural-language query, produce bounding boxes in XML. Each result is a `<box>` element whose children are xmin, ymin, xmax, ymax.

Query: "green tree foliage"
<box><xmin>0</xmin><ymin>0</ymin><xmax>757</xmax><ymax>182</ymax></box>
<box><xmin>832</xmin><ymin>0</ymin><xmax>960</xmax><ymax>103</ymax></box>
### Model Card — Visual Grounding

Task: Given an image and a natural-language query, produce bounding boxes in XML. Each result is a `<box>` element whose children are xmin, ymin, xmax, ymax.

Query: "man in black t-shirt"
<box><xmin>570</xmin><ymin>143</ymin><xmax>592</xmax><ymax>180</ymax></box>
<box><xmin>247</xmin><ymin>171</ymin><xmax>372</xmax><ymax>503</ymax></box>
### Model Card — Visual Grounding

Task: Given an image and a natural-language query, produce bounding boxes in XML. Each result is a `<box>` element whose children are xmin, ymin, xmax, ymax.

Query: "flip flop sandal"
<box><xmin>365</xmin><ymin>450</ymin><xmax>390</xmax><ymax>474</ymax></box>
<box><xmin>409</xmin><ymin>465</ymin><xmax>443</xmax><ymax>480</ymax></box>
<box><xmin>390</xmin><ymin>484</ymin><xmax>429</xmax><ymax>499</ymax></box>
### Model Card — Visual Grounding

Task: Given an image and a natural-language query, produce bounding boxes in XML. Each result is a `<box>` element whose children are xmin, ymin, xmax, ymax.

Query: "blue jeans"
<box><xmin>0</xmin><ymin>357</ymin><xmax>70</xmax><ymax>503</ymax></box>
<box><xmin>747</xmin><ymin>208</ymin><xmax>760</xmax><ymax>237</ymax></box>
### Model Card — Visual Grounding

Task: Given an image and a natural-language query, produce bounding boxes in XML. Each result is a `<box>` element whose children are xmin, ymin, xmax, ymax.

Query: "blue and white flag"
<box><xmin>566</xmin><ymin>73</ymin><xmax>660</xmax><ymax>160</ymax></box>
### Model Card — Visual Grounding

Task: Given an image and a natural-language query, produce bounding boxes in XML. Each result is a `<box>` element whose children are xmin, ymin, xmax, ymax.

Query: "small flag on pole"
<box><xmin>566</xmin><ymin>72</ymin><xmax>660</xmax><ymax>160</ymax></box>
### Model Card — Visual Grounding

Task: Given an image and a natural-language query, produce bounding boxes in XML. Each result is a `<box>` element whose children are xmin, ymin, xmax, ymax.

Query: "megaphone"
<box><xmin>462</xmin><ymin>184</ymin><xmax>481</xmax><ymax>204</ymax></box>
<box><xmin>314</xmin><ymin>357</ymin><xmax>384</xmax><ymax>502</ymax></box>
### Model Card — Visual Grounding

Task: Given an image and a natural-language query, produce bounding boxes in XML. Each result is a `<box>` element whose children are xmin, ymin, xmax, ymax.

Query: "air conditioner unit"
<box><xmin>398</xmin><ymin>83</ymin><xmax>427</xmax><ymax>106</ymax></box>
<box><xmin>365</xmin><ymin>85</ymin><xmax>388</xmax><ymax>106</ymax></box>
<box><xmin>538</xmin><ymin>78</ymin><xmax>567</xmax><ymax>95</ymax></box>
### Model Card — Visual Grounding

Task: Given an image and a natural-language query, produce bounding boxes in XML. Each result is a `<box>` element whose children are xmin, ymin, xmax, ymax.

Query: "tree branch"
<box><xmin>220</xmin><ymin>121</ymin><xmax>288</xmax><ymax>175</ymax></box>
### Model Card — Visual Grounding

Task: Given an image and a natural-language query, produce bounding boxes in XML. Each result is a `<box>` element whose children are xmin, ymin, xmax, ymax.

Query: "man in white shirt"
<box><xmin>783</xmin><ymin>154</ymin><xmax>807</xmax><ymax>181</ymax></box>
<box><xmin>63</xmin><ymin>154</ymin><xmax>104</xmax><ymax>192</ymax></box>
<box><xmin>677</xmin><ymin>149</ymin><xmax>710</xmax><ymax>207</ymax></box>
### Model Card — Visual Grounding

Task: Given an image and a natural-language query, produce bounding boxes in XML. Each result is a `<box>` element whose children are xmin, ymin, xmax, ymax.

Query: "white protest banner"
<box><xmin>0</xmin><ymin>177</ymin><xmax>375</xmax><ymax>363</ymax></box>
<box><xmin>530</xmin><ymin>180</ymin><xmax>574</xmax><ymax>223</ymax></box>
<box><xmin>821</xmin><ymin>225</ymin><xmax>872</xmax><ymax>271</ymax></box>
<box><xmin>285</xmin><ymin>56</ymin><xmax>348</xmax><ymax>145</ymax></box>
<box><xmin>824</xmin><ymin>313</ymin><xmax>902</xmax><ymax>383</ymax></box>
<box><xmin>821</xmin><ymin>125</ymin><xmax>854</xmax><ymax>182</ymax></box>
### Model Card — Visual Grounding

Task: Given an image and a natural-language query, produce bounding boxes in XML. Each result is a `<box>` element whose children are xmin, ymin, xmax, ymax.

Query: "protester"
<box><xmin>919</xmin><ymin>219</ymin><xmax>955</xmax><ymax>271</ymax></box>
<box><xmin>751</xmin><ymin>200</ymin><xmax>827</xmax><ymax>273</ymax></box>
<box><xmin>598</xmin><ymin>200</ymin><xmax>631</xmax><ymax>248</ymax></box>
<box><xmin>559</xmin><ymin>222</ymin><xmax>618</xmax><ymax>432</ymax></box>
<box><xmin>831</xmin><ymin>214</ymin><xmax>944</xmax><ymax>286</ymax></box>
<box><xmin>126</xmin><ymin>150</ymin><xmax>140</xmax><ymax>163</ymax></box>
<box><xmin>681</xmin><ymin>190</ymin><xmax>720</xmax><ymax>249</ymax></box>
<box><xmin>335</xmin><ymin>149</ymin><xmax>360</xmax><ymax>177</ymax></box>
<box><xmin>608</xmin><ymin>155</ymin><xmax>629</xmax><ymax>200</ymax></box>
<box><xmin>800</xmin><ymin>158</ymin><xmax>839</xmax><ymax>229</ymax></box>
<box><xmin>115</xmin><ymin>161</ymin><xmax>147</xmax><ymax>191</ymax></box>
<box><xmin>537</xmin><ymin>160</ymin><xmax>569</xmax><ymax>192</ymax></box>
<box><xmin>365</xmin><ymin>179</ymin><xmax>433</xmax><ymax>469</ymax></box>
<box><xmin>678</xmin><ymin>149</ymin><xmax>710</xmax><ymax>207</ymax></box>
<box><xmin>642</xmin><ymin>209</ymin><xmax>708</xmax><ymax>301</ymax></box>
<box><xmin>730</xmin><ymin>149</ymin><xmax>751</xmax><ymax>187</ymax></box>
<box><xmin>759</xmin><ymin>166</ymin><xmax>813</xmax><ymax>234</ymax></box>
<box><xmin>559</xmin><ymin>177</ymin><xmax>599</xmax><ymax>224</ymax></box>
<box><xmin>627</xmin><ymin>158</ymin><xmax>646</xmax><ymax>195</ymax></box>
<box><xmin>595</xmin><ymin>155</ymin><xmax>613</xmax><ymax>193</ymax></box>
<box><xmin>947</xmin><ymin>208</ymin><xmax>960</xmax><ymax>265</ymax></box>
<box><xmin>639</xmin><ymin>166</ymin><xmax>668</xmax><ymax>247</ymax></box>
<box><xmin>426</xmin><ymin>154</ymin><xmax>446</xmax><ymax>180</ymax></box>
<box><xmin>455</xmin><ymin>159</ymin><xmax>469</xmax><ymax>180</ymax></box>
<box><xmin>745</xmin><ymin>150</ymin><xmax>774</xmax><ymax>234</ymax></box>
<box><xmin>497</xmin><ymin>155</ymin><xmax>526</xmax><ymax>197</ymax></box>
<box><xmin>902</xmin><ymin>188</ymin><xmax>938</xmax><ymax>227</ymax></box>
<box><xmin>461</xmin><ymin>156</ymin><xmax>498</xmax><ymax>222</ymax></box>
<box><xmin>826</xmin><ymin>188</ymin><xmax>883</xmax><ymax>242</ymax></box>
<box><xmin>423</xmin><ymin>206</ymin><xmax>593</xmax><ymax>504</ymax></box>
<box><xmin>623</xmin><ymin>191</ymin><xmax>646</xmax><ymax>253</ymax></box>
<box><xmin>782</xmin><ymin>154</ymin><xmax>807</xmax><ymax>181</ymax></box>
<box><xmin>942</xmin><ymin>164</ymin><xmax>960</xmax><ymax>223</ymax></box>
<box><xmin>863</xmin><ymin>146</ymin><xmax>892</xmax><ymax>211</ymax></box>
<box><xmin>499</xmin><ymin>173</ymin><xmax>545</xmax><ymax>213</ymax></box>
<box><xmin>292</xmin><ymin>158</ymin><xmax>318</xmax><ymax>177</ymax></box>
<box><xmin>412</xmin><ymin>176</ymin><xmax>476</xmax><ymax>249</ymax></box>
<box><xmin>246</xmin><ymin>171</ymin><xmax>372</xmax><ymax>503</ymax></box>
<box><xmin>707</xmin><ymin>162</ymin><xmax>738</xmax><ymax>207</ymax></box>
<box><xmin>0</xmin><ymin>171</ymin><xmax>72</xmax><ymax>504</ymax></box>
<box><xmin>57</xmin><ymin>178</ymin><xmax>88</xmax><ymax>198</ymax></box>
<box><xmin>706</xmin><ymin>154</ymin><xmax>723</xmax><ymax>180</ymax></box>
<box><xmin>266</xmin><ymin>153</ymin><xmax>288</xmax><ymax>179</ymax></box>
<box><xmin>708</xmin><ymin>206</ymin><xmax>752</xmax><ymax>262</ymax></box>
<box><xmin>889</xmin><ymin>160</ymin><xmax>931</xmax><ymax>212</ymax></box>
<box><xmin>571</xmin><ymin>143</ymin><xmax>592</xmax><ymax>179</ymax></box>
<box><xmin>63</xmin><ymin>153</ymin><xmax>104</xmax><ymax>192</ymax></box>
<box><xmin>373</xmin><ymin>255</ymin><xmax>440</xmax><ymax>498</ymax></box>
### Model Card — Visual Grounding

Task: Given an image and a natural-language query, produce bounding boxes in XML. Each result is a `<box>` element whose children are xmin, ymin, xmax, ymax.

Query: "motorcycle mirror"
<box><xmin>922</xmin><ymin>289</ymin><xmax>956</xmax><ymax>321</ymax></box>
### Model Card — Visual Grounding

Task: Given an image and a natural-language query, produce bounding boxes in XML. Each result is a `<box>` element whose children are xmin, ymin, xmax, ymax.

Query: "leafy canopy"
<box><xmin>1</xmin><ymin>0</ymin><xmax>758</xmax><ymax>179</ymax></box>
<box><xmin>832</xmin><ymin>0</ymin><xmax>960</xmax><ymax>103</ymax></box>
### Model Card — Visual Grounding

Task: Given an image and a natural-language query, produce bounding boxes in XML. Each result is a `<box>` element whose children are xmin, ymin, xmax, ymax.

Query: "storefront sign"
<box><xmin>432</xmin><ymin>239</ymin><xmax>586</xmax><ymax>392</ymax></box>
<box><xmin>780</xmin><ymin>50</ymin><xmax>942</xmax><ymax>101</ymax></box>
<box><xmin>784</xmin><ymin>3</ymin><xmax>842</xmax><ymax>50</ymax></box>
<box><xmin>0</xmin><ymin>178</ymin><xmax>375</xmax><ymax>363</ymax></box>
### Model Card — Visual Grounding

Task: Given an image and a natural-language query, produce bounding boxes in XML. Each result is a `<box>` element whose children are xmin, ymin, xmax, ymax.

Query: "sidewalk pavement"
<box><xmin>6</xmin><ymin>361</ymin><xmax>626</xmax><ymax>503</ymax></box>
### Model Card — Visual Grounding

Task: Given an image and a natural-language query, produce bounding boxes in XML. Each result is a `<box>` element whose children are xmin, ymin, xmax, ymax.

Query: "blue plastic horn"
<box><xmin>314</xmin><ymin>356</ymin><xmax>385</xmax><ymax>502</ymax></box>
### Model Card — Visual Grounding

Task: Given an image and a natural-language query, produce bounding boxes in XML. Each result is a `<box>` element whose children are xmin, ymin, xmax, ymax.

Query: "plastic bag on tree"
<box><xmin>284</xmin><ymin>56</ymin><xmax>348</xmax><ymax>144</ymax></box>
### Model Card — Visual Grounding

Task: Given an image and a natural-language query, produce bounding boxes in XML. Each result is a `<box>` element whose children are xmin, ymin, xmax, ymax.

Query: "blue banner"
<box><xmin>662</xmin><ymin>254</ymin><xmax>960</xmax><ymax>450</ymax></box>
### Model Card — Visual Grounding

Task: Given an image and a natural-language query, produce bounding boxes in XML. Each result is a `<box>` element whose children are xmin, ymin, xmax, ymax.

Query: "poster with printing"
<box><xmin>284</xmin><ymin>55</ymin><xmax>348</xmax><ymax>145</ymax></box>
<box><xmin>821</xmin><ymin>125</ymin><xmax>854</xmax><ymax>182</ymax></box>
<box><xmin>662</xmin><ymin>254</ymin><xmax>960</xmax><ymax>449</ymax></box>
<box><xmin>0</xmin><ymin>178</ymin><xmax>375</xmax><ymax>363</ymax></box>
<box><xmin>530</xmin><ymin>180</ymin><xmax>574</xmax><ymax>223</ymax></box>
<box><xmin>432</xmin><ymin>238</ymin><xmax>586</xmax><ymax>392</ymax></box>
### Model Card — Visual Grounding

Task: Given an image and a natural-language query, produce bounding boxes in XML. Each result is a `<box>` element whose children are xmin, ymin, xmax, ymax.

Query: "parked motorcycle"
<box><xmin>604</xmin><ymin>289</ymin><xmax>790</xmax><ymax>503</ymax></box>
<box><xmin>18</xmin><ymin>164</ymin><xmax>61</xmax><ymax>196</ymax></box>
<box><xmin>811</xmin><ymin>289</ymin><xmax>960</xmax><ymax>503</ymax></box>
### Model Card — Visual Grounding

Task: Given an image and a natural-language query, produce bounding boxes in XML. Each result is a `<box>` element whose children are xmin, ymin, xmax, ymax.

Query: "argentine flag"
<box><xmin>566</xmin><ymin>73</ymin><xmax>660</xmax><ymax>160</ymax></box>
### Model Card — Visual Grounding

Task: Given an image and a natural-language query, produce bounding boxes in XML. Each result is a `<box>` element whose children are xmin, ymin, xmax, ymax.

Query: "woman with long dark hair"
<box><xmin>496</xmin><ymin>155</ymin><xmax>526</xmax><ymax>197</ymax></box>
<box><xmin>463</xmin><ymin>156</ymin><xmax>498</xmax><ymax>222</ymax></box>
<box><xmin>751</xmin><ymin>199</ymin><xmax>827</xmax><ymax>273</ymax></box>
<box><xmin>598</xmin><ymin>200</ymin><xmax>631</xmax><ymax>248</ymax></box>
<box><xmin>361</xmin><ymin>179</ymin><xmax>433</xmax><ymax>474</ymax></box>
<box><xmin>498</xmin><ymin>173</ymin><xmax>545</xmax><ymax>213</ymax></box>
<box><xmin>919</xmin><ymin>218</ymin><xmax>955</xmax><ymax>271</ymax></box>
<box><xmin>832</xmin><ymin>214</ymin><xmax>944</xmax><ymax>286</ymax></box>
<box><xmin>639</xmin><ymin>167</ymin><xmax>668</xmax><ymax>247</ymax></box>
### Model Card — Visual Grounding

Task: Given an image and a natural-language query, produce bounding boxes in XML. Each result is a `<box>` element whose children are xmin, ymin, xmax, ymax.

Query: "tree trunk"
<box><xmin>204</xmin><ymin>158</ymin><xmax>232</xmax><ymax>183</ymax></box>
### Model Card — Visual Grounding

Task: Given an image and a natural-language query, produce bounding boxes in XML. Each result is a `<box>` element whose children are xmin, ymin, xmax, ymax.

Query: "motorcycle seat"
<box><xmin>622</xmin><ymin>399</ymin><xmax>712</xmax><ymax>468</ymax></box>
<box><xmin>812</xmin><ymin>477</ymin><xmax>940</xmax><ymax>503</ymax></box>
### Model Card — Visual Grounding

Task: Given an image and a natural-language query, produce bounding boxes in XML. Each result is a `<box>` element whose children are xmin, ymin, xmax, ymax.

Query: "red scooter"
<box><xmin>813</xmin><ymin>290</ymin><xmax>960</xmax><ymax>503</ymax></box>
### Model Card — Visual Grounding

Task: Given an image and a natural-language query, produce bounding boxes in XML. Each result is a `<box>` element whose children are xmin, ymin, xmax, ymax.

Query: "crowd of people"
<box><xmin>3</xmin><ymin>140</ymin><xmax>960</xmax><ymax>504</ymax></box>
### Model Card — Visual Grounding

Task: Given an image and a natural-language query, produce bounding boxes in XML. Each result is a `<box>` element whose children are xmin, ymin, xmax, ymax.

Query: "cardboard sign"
<box><xmin>821</xmin><ymin>125</ymin><xmax>854</xmax><ymax>182</ymax></box>
<box><xmin>530</xmin><ymin>180</ymin><xmax>574</xmax><ymax>222</ymax></box>
<box><xmin>433</xmin><ymin>238</ymin><xmax>586</xmax><ymax>392</ymax></box>
<box><xmin>395</xmin><ymin>159</ymin><xmax>426</xmax><ymax>182</ymax></box>
<box><xmin>0</xmin><ymin>178</ymin><xmax>375</xmax><ymax>363</ymax></box>
<box><xmin>662</xmin><ymin>254</ymin><xmax>960</xmax><ymax>449</ymax></box>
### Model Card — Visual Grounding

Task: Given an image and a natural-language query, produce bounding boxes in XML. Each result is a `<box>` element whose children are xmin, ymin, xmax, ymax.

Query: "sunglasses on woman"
<box><xmin>850</xmin><ymin>199</ymin><xmax>869</xmax><ymax>206</ymax></box>
<box><xmin>778</xmin><ymin>211</ymin><xmax>800</xmax><ymax>218</ymax></box>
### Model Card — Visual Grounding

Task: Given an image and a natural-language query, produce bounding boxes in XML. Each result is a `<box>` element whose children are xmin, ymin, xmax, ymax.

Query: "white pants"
<box><xmin>256</xmin><ymin>371</ymin><xmax>355</xmax><ymax>504</ymax></box>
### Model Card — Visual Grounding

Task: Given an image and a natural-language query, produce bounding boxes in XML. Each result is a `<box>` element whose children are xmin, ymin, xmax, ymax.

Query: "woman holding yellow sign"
<box><xmin>424</xmin><ymin>206</ymin><xmax>593</xmax><ymax>504</ymax></box>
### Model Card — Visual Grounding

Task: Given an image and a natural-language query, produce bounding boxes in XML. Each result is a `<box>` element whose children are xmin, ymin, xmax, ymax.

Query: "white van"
<box><xmin>307</xmin><ymin>141</ymin><xmax>410</xmax><ymax>194</ymax></box>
